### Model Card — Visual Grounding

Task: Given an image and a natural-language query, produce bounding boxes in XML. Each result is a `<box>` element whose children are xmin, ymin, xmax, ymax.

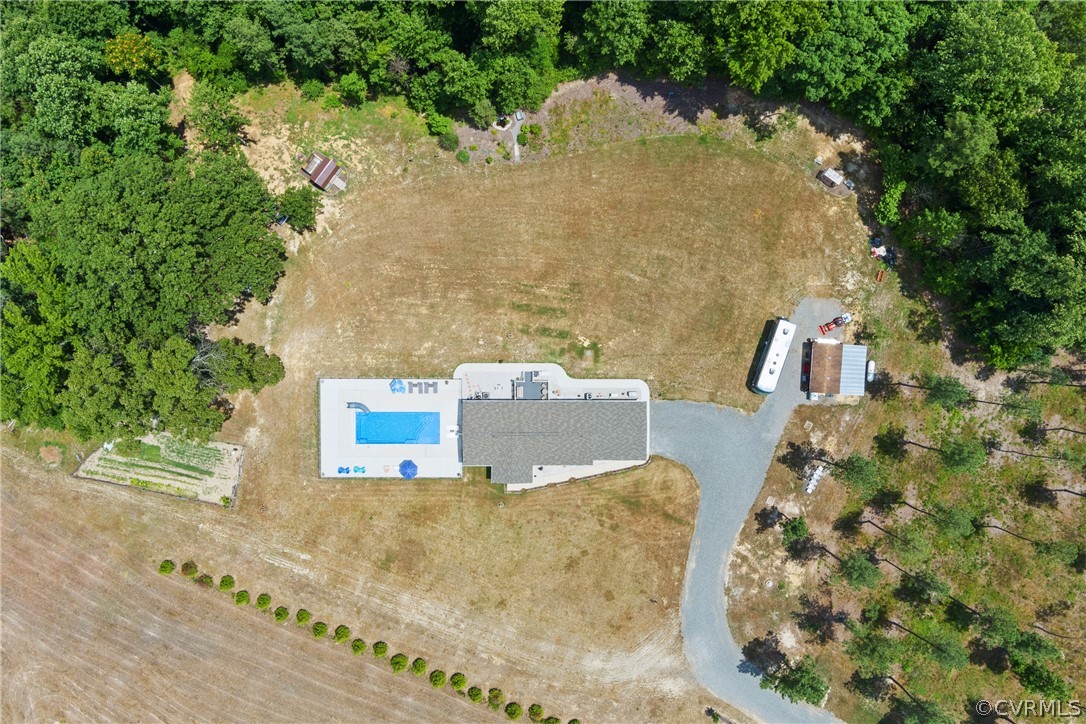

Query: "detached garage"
<box><xmin>808</xmin><ymin>339</ymin><xmax>868</xmax><ymax>398</ymax></box>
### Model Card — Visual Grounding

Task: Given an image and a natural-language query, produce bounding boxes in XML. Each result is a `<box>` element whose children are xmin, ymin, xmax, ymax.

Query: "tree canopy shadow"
<box><xmin>787</xmin><ymin>535</ymin><xmax>825</xmax><ymax>563</ymax></box>
<box><xmin>964</xmin><ymin>698</ymin><xmax>1001</xmax><ymax>724</ymax></box>
<box><xmin>793</xmin><ymin>593</ymin><xmax>848</xmax><ymax>645</ymax></box>
<box><xmin>739</xmin><ymin>632</ymin><xmax>787</xmax><ymax>678</ymax></box>
<box><xmin>869</xmin><ymin>488</ymin><xmax>904</xmax><ymax>516</ymax></box>
<box><xmin>754</xmin><ymin>505</ymin><xmax>784</xmax><ymax>532</ymax></box>
<box><xmin>907</xmin><ymin>305</ymin><xmax>944</xmax><ymax>345</ymax></box>
<box><xmin>834</xmin><ymin>509</ymin><xmax>864</xmax><ymax>539</ymax></box>
<box><xmin>944</xmin><ymin>599</ymin><xmax>978</xmax><ymax>631</ymax></box>
<box><xmin>1020</xmin><ymin>479</ymin><xmax>1058</xmax><ymax>507</ymax></box>
<box><xmin>867</xmin><ymin>371</ymin><xmax>900</xmax><ymax>402</ymax></box>
<box><xmin>777</xmin><ymin>440</ymin><xmax>832</xmax><ymax>479</ymax></box>
<box><xmin>967</xmin><ymin>638</ymin><xmax>1009</xmax><ymax>674</ymax></box>
<box><xmin>874</xmin><ymin>424</ymin><xmax>909</xmax><ymax>460</ymax></box>
<box><xmin>845</xmin><ymin>672</ymin><xmax>893</xmax><ymax>702</ymax></box>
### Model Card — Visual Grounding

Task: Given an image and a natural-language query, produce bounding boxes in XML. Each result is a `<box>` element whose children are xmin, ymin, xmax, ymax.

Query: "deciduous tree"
<box><xmin>927</xmin><ymin>3</ymin><xmax>1064</xmax><ymax>134</ymax></box>
<box><xmin>782</xmin><ymin>0</ymin><xmax>914</xmax><ymax>126</ymax></box>
<box><xmin>650</xmin><ymin>20</ymin><xmax>706</xmax><ymax>84</ymax></box>
<box><xmin>838</xmin><ymin>454</ymin><xmax>882</xmax><ymax>500</ymax></box>
<box><xmin>188</xmin><ymin>83</ymin><xmax>246</xmax><ymax>150</ymax></box>
<box><xmin>708</xmin><ymin>0</ymin><xmax>826</xmax><ymax>92</ymax></box>
<box><xmin>923</xmin><ymin>375</ymin><xmax>971</xmax><ymax>410</ymax></box>
<box><xmin>581</xmin><ymin>1</ymin><xmax>650</xmax><ymax>69</ymax></box>
<box><xmin>278</xmin><ymin>186</ymin><xmax>322</xmax><ymax>233</ymax></box>
<box><xmin>939</xmin><ymin>438</ymin><xmax>987</xmax><ymax>473</ymax></box>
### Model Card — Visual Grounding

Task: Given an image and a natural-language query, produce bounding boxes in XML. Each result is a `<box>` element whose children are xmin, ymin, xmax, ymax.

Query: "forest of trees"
<box><xmin>1</xmin><ymin>1</ymin><xmax>287</xmax><ymax>441</ymax></box>
<box><xmin>2</xmin><ymin>0</ymin><xmax>1084</xmax><ymax>440</ymax></box>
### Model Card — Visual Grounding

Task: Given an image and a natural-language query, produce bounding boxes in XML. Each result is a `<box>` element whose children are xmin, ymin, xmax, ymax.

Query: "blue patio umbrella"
<box><xmin>399</xmin><ymin>459</ymin><xmax>418</xmax><ymax>479</ymax></box>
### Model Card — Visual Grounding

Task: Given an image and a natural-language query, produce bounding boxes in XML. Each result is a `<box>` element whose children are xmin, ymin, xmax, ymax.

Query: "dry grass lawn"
<box><xmin>2</xmin><ymin>443</ymin><xmax>716</xmax><ymax>722</ymax></box>
<box><xmin>236</xmin><ymin>133</ymin><xmax>867</xmax><ymax>409</ymax></box>
<box><xmin>3</xmin><ymin>91</ymin><xmax>872</xmax><ymax>723</ymax></box>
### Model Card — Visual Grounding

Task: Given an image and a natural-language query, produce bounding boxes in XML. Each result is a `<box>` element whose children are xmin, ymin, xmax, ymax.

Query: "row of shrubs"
<box><xmin>159</xmin><ymin>559</ymin><xmax>576</xmax><ymax>723</ymax></box>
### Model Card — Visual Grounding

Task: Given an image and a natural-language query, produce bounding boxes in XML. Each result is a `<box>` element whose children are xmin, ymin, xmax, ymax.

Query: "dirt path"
<box><xmin>167</xmin><ymin>71</ymin><xmax>195</xmax><ymax>145</ymax></box>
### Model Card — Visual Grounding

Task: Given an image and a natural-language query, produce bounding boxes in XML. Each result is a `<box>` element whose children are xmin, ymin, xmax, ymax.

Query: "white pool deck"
<box><xmin>318</xmin><ymin>378</ymin><xmax>463</xmax><ymax>479</ymax></box>
<box><xmin>319</xmin><ymin>364</ymin><xmax>650</xmax><ymax>489</ymax></box>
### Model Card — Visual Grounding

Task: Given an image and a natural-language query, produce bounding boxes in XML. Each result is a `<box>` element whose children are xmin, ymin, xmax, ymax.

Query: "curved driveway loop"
<box><xmin>651</xmin><ymin>298</ymin><xmax>842</xmax><ymax>724</ymax></box>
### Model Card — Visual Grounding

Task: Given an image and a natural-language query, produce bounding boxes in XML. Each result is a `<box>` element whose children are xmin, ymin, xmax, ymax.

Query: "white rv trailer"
<box><xmin>753</xmin><ymin>318</ymin><xmax>798</xmax><ymax>394</ymax></box>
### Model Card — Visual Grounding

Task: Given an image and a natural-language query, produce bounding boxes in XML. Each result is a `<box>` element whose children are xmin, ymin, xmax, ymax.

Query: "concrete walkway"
<box><xmin>651</xmin><ymin>298</ymin><xmax>843</xmax><ymax>724</ymax></box>
<box><xmin>510</xmin><ymin>114</ymin><xmax>523</xmax><ymax>163</ymax></box>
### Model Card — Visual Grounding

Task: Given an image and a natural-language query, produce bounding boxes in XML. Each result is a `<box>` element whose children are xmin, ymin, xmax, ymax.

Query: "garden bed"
<box><xmin>74</xmin><ymin>434</ymin><xmax>243</xmax><ymax>506</ymax></box>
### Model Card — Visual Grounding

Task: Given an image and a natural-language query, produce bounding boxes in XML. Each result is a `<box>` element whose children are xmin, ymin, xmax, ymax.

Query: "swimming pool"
<box><xmin>355</xmin><ymin>411</ymin><xmax>440</xmax><ymax>444</ymax></box>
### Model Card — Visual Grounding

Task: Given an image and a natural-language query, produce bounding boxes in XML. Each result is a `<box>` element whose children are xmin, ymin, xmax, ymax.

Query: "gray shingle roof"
<box><xmin>461</xmin><ymin>400</ymin><xmax>648</xmax><ymax>485</ymax></box>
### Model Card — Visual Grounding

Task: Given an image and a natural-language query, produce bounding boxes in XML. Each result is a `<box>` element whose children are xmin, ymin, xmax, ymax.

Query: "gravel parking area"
<box><xmin>651</xmin><ymin>297</ymin><xmax>843</xmax><ymax>723</ymax></box>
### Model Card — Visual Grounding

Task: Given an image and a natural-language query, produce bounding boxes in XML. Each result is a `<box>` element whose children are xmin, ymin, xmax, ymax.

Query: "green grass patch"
<box><xmin>661</xmin><ymin>511</ymin><xmax>692</xmax><ymax>527</ymax></box>
<box><xmin>158</xmin><ymin>458</ymin><xmax>216</xmax><ymax>478</ymax></box>
<box><xmin>161</xmin><ymin>436</ymin><xmax>223</xmax><ymax>469</ymax></box>
<box><xmin>519</xmin><ymin>325</ymin><xmax>571</xmax><ymax>340</ymax></box>
<box><xmin>138</xmin><ymin>442</ymin><xmax>162</xmax><ymax>462</ymax></box>
<box><xmin>511</xmin><ymin>302</ymin><xmax>567</xmax><ymax>318</ymax></box>
<box><xmin>97</xmin><ymin>457</ymin><xmax>204</xmax><ymax>481</ymax></box>
<box><xmin>241</xmin><ymin>85</ymin><xmax>427</xmax><ymax>160</ymax></box>
<box><xmin>128</xmin><ymin>477</ymin><xmax>196</xmax><ymax>498</ymax></box>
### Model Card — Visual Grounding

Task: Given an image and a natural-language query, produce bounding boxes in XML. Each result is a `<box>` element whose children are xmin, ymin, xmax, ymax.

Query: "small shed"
<box><xmin>808</xmin><ymin>339</ymin><xmax>868</xmax><ymax>397</ymax></box>
<box><xmin>301</xmin><ymin>152</ymin><xmax>348</xmax><ymax>192</ymax></box>
<box><xmin>817</xmin><ymin>168</ymin><xmax>844</xmax><ymax>188</ymax></box>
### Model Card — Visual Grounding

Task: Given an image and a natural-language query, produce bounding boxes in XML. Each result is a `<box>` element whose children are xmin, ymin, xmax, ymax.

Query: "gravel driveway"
<box><xmin>651</xmin><ymin>298</ymin><xmax>843</xmax><ymax>724</ymax></box>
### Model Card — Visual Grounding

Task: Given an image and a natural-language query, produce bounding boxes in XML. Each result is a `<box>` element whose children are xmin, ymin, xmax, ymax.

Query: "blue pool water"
<box><xmin>355</xmin><ymin>411</ymin><xmax>440</xmax><ymax>444</ymax></box>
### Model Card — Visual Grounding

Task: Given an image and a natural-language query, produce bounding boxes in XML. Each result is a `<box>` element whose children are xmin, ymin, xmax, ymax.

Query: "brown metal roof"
<box><xmin>809</xmin><ymin>341</ymin><xmax>843</xmax><ymax>394</ymax></box>
<box><xmin>302</xmin><ymin>152</ymin><xmax>340</xmax><ymax>190</ymax></box>
<box><xmin>312</xmin><ymin>158</ymin><xmax>340</xmax><ymax>189</ymax></box>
